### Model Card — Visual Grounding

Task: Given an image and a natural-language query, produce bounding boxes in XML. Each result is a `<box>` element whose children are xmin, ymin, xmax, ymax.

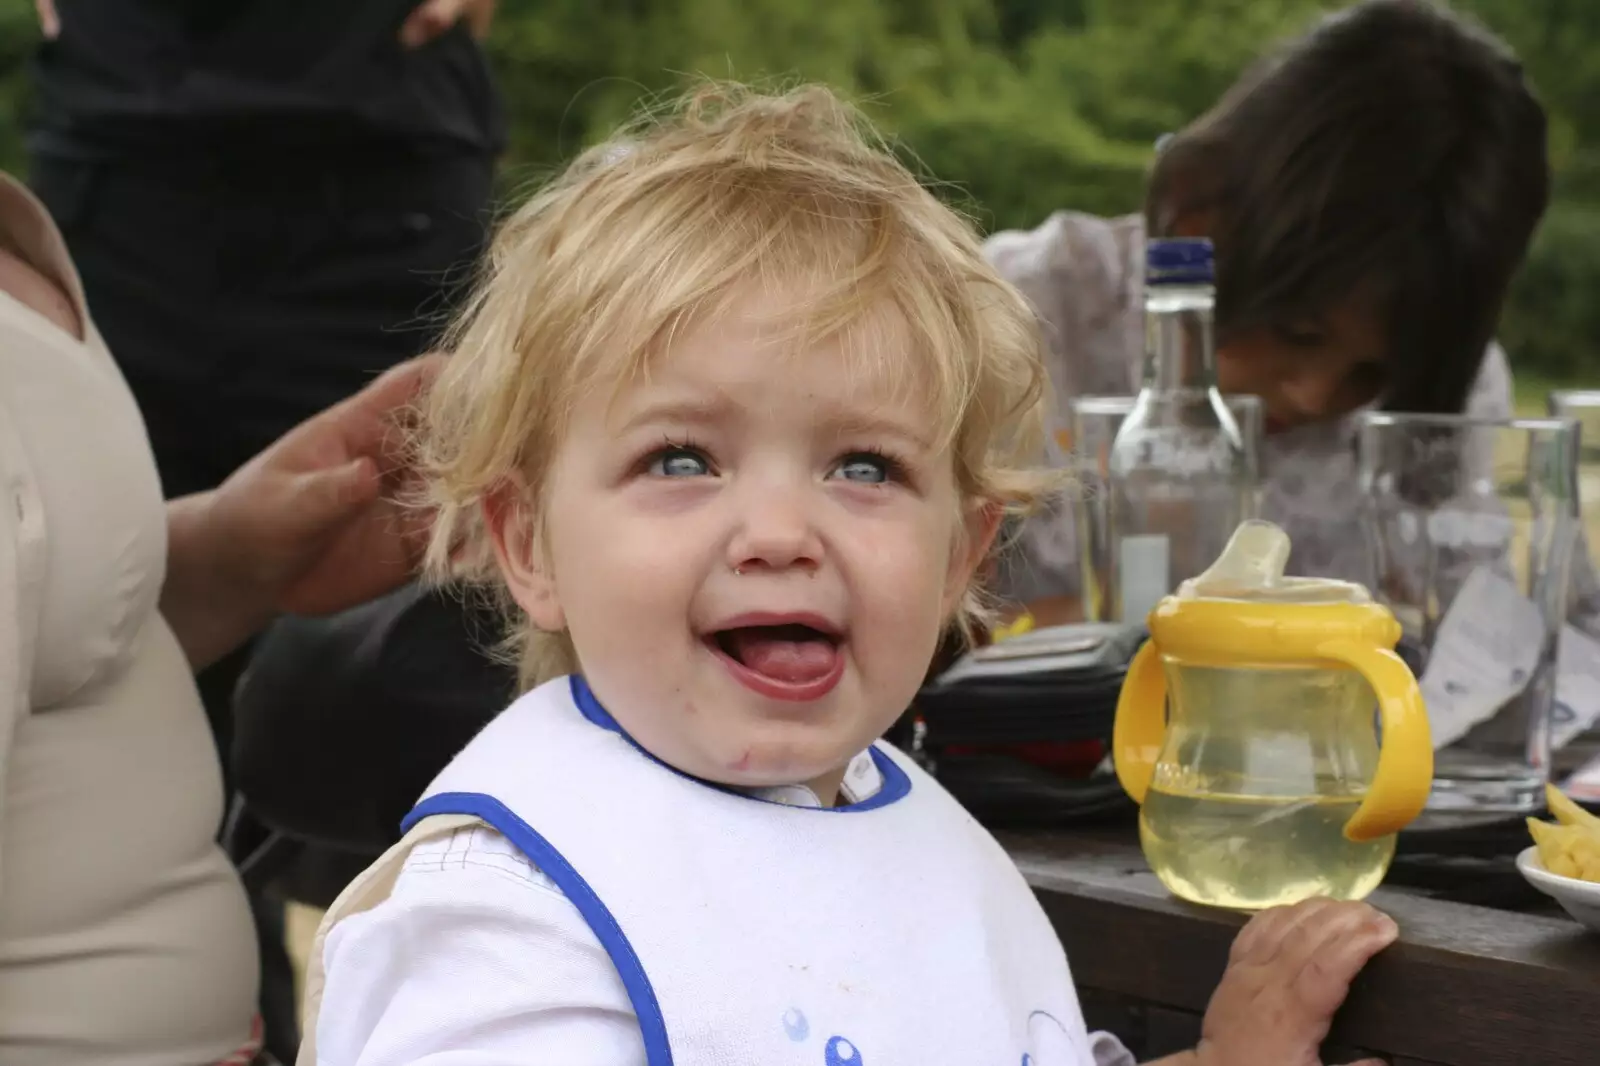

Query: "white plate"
<box><xmin>1516</xmin><ymin>845</ymin><xmax>1600</xmax><ymax>933</ymax></box>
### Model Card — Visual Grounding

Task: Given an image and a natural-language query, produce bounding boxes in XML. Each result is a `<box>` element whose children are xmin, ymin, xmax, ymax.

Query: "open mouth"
<box><xmin>706</xmin><ymin>620</ymin><xmax>845</xmax><ymax>701</ymax></box>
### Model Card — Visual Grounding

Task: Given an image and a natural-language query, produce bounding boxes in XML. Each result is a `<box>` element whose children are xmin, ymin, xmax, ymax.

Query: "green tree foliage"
<box><xmin>0</xmin><ymin>0</ymin><xmax>34</xmax><ymax>177</ymax></box>
<box><xmin>0</xmin><ymin>0</ymin><xmax>1596</xmax><ymax>382</ymax></box>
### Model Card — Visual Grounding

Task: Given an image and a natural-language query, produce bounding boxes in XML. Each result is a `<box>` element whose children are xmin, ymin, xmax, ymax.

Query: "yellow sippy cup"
<box><xmin>1113</xmin><ymin>520</ymin><xmax>1433</xmax><ymax>909</ymax></box>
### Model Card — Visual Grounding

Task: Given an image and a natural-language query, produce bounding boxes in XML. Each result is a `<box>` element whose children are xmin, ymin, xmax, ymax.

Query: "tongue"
<box><xmin>726</xmin><ymin>630</ymin><xmax>839</xmax><ymax>683</ymax></box>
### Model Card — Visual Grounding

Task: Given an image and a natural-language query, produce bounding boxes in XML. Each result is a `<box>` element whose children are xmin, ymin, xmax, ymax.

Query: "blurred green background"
<box><xmin>1</xmin><ymin>0</ymin><xmax>1596</xmax><ymax>401</ymax></box>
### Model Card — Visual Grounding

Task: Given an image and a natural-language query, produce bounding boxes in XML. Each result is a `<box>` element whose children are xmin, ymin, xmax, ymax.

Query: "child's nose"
<box><xmin>726</xmin><ymin>491</ymin><xmax>823</xmax><ymax>577</ymax></box>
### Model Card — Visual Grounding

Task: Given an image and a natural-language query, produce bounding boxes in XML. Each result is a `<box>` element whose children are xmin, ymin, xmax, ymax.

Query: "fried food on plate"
<box><xmin>1527</xmin><ymin>783</ymin><xmax>1600</xmax><ymax>883</ymax></box>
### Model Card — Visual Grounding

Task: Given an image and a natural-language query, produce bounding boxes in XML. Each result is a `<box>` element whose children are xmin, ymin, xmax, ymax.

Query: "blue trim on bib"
<box><xmin>403</xmin><ymin>792</ymin><xmax>675</xmax><ymax>1066</ymax></box>
<box><xmin>568</xmin><ymin>675</ymin><xmax>912</xmax><ymax>812</ymax></box>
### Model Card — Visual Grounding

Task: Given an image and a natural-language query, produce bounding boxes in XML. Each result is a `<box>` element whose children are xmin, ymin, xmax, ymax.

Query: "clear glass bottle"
<box><xmin>1107</xmin><ymin>237</ymin><xmax>1256</xmax><ymax>623</ymax></box>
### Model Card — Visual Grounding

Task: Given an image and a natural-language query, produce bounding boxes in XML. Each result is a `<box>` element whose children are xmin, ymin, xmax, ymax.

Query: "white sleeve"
<box><xmin>314</xmin><ymin>826</ymin><xmax>645</xmax><ymax>1066</ymax></box>
<box><xmin>1464</xmin><ymin>339</ymin><xmax>1514</xmax><ymax>421</ymax></box>
<box><xmin>1090</xmin><ymin>1030</ymin><xmax>1137</xmax><ymax>1066</ymax></box>
<box><xmin>1417</xmin><ymin>340</ymin><xmax>1518</xmax><ymax>608</ymax></box>
<box><xmin>1462</xmin><ymin>339</ymin><xmax>1515</xmax><ymax>505</ymax></box>
<box><xmin>980</xmin><ymin>212</ymin><xmax>1146</xmax><ymax>606</ymax></box>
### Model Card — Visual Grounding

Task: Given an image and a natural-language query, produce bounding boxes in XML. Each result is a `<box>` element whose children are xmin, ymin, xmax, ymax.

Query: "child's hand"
<box><xmin>1195</xmin><ymin>897</ymin><xmax>1397</xmax><ymax>1066</ymax></box>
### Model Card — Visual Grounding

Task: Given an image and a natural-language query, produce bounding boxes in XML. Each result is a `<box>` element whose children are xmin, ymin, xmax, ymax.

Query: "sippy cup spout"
<box><xmin>1175</xmin><ymin>520</ymin><xmax>1373</xmax><ymax>605</ymax></box>
<box><xmin>1181</xmin><ymin>518</ymin><xmax>1291</xmax><ymax>597</ymax></box>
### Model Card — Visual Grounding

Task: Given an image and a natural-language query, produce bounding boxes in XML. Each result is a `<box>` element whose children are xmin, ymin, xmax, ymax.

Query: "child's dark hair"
<box><xmin>1146</xmin><ymin>0</ymin><xmax>1548</xmax><ymax>415</ymax></box>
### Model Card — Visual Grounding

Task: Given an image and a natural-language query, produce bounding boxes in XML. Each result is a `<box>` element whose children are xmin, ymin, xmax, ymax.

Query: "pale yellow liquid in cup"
<box><xmin>1137</xmin><ymin>662</ymin><xmax>1397</xmax><ymax>910</ymax></box>
<box><xmin>1140</xmin><ymin>784</ymin><xmax>1396</xmax><ymax>910</ymax></box>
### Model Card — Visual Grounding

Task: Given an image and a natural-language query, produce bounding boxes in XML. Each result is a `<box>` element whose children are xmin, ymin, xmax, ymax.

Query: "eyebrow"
<box><xmin>612</xmin><ymin>394</ymin><xmax>937</xmax><ymax>453</ymax></box>
<box><xmin>822</xmin><ymin>410</ymin><xmax>936</xmax><ymax>453</ymax></box>
<box><xmin>612</xmin><ymin>395</ymin><xmax>738</xmax><ymax>436</ymax></box>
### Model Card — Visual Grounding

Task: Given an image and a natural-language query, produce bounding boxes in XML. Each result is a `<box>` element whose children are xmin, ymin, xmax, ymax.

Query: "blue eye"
<box><xmin>833</xmin><ymin>453</ymin><xmax>893</xmax><ymax>484</ymax></box>
<box><xmin>649</xmin><ymin>447</ymin><xmax>711</xmax><ymax>478</ymax></box>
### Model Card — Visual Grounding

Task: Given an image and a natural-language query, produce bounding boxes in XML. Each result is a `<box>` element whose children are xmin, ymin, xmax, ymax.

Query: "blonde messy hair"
<box><xmin>417</xmin><ymin>81</ymin><xmax>1057</xmax><ymax>689</ymax></box>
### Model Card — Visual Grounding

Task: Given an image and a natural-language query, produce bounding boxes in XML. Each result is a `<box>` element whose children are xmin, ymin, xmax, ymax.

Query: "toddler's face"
<box><xmin>497</xmin><ymin>288</ymin><xmax>993</xmax><ymax>802</ymax></box>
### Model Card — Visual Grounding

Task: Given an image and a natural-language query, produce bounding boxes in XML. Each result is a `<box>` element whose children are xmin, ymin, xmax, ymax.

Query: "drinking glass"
<box><xmin>1356</xmin><ymin>412</ymin><xmax>1580</xmax><ymax>814</ymax></box>
<box><xmin>1546</xmin><ymin>390</ymin><xmax>1600</xmax><ymax>760</ymax></box>
<box><xmin>1548</xmin><ymin>391</ymin><xmax>1600</xmax><ymax>547</ymax></box>
<box><xmin>1069</xmin><ymin>394</ymin><xmax>1262</xmax><ymax>623</ymax></box>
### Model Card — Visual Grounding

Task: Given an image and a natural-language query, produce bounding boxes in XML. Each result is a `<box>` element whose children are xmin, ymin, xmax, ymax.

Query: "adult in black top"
<box><xmin>27</xmin><ymin>0</ymin><xmax>504</xmax><ymax>503</ymax></box>
<box><xmin>28</xmin><ymin>0</ymin><xmax>502</xmax><ymax>164</ymax></box>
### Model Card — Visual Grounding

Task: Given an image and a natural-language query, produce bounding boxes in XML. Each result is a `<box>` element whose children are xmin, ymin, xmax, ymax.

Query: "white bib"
<box><xmin>312</xmin><ymin>676</ymin><xmax>1099</xmax><ymax>1066</ymax></box>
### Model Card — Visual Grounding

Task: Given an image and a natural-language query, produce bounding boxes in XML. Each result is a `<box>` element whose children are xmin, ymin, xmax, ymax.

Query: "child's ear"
<box><xmin>943</xmin><ymin>500</ymin><xmax>1003</xmax><ymax>616</ymax></box>
<box><xmin>484</xmin><ymin>482</ymin><xmax>566</xmax><ymax>633</ymax></box>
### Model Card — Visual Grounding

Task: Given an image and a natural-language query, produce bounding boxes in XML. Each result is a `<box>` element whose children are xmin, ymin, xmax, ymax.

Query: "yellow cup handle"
<box><xmin>1113</xmin><ymin>641</ymin><xmax>1168</xmax><ymax>804</ymax></box>
<box><xmin>1316</xmin><ymin>639</ymin><xmax>1434</xmax><ymax>842</ymax></box>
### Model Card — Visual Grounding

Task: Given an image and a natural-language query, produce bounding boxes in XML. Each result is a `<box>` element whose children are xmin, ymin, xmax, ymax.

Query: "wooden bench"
<box><xmin>1005</xmin><ymin>830</ymin><xmax>1600</xmax><ymax>1065</ymax></box>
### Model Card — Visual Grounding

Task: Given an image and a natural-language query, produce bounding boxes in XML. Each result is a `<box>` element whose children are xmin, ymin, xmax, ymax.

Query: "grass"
<box><xmin>1514</xmin><ymin>370</ymin><xmax>1589</xmax><ymax>418</ymax></box>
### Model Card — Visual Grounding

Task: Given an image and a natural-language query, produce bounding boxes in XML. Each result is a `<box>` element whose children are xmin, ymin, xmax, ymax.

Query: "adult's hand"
<box><xmin>399</xmin><ymin>0</ymin><xmax>496</xmax><ymax>49</ymax></box>
<box><xmin>162</xmin><ymin>354</ymin><xmax>443</xmax><ymax>669</ymax></box>
<box><xmin>227</xmin><ymin>353</ymin><xmax>442</xmax><ymax>617</ymax></box>
<box><xmin>34</xmin><ymin>0</ymin><xmax>59</xmax><ymax>39</ymax></box>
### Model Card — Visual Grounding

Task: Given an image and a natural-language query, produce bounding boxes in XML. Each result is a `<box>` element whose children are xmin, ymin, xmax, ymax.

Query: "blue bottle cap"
<box><xmin>1146</xmin><ymin>237</ymin><xmax>1214</xmax><ymax>286</ymax></box>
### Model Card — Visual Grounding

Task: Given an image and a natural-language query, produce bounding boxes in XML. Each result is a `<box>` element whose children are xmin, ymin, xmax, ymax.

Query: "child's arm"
<box><xmin>316</xmin><ymin>827</ymin><xmax>647</xmax><ymax>1064</ymax></box>
<box><xmin>1140</xmin><ymin>899</ymin><xmax>1396</xmax><ymax>1066</ymax></box>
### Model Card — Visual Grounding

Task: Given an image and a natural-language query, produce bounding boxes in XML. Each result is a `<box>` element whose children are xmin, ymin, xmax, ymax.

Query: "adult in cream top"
<box><xmin>0</xmin><ymin>169</ymin><xmax>437</xmax><ymax>1064</ymax></box>
<box><xmin>0</xmin><ymin>172</ymin><xmax>259</xmax><ymax>1064</ymax></box>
